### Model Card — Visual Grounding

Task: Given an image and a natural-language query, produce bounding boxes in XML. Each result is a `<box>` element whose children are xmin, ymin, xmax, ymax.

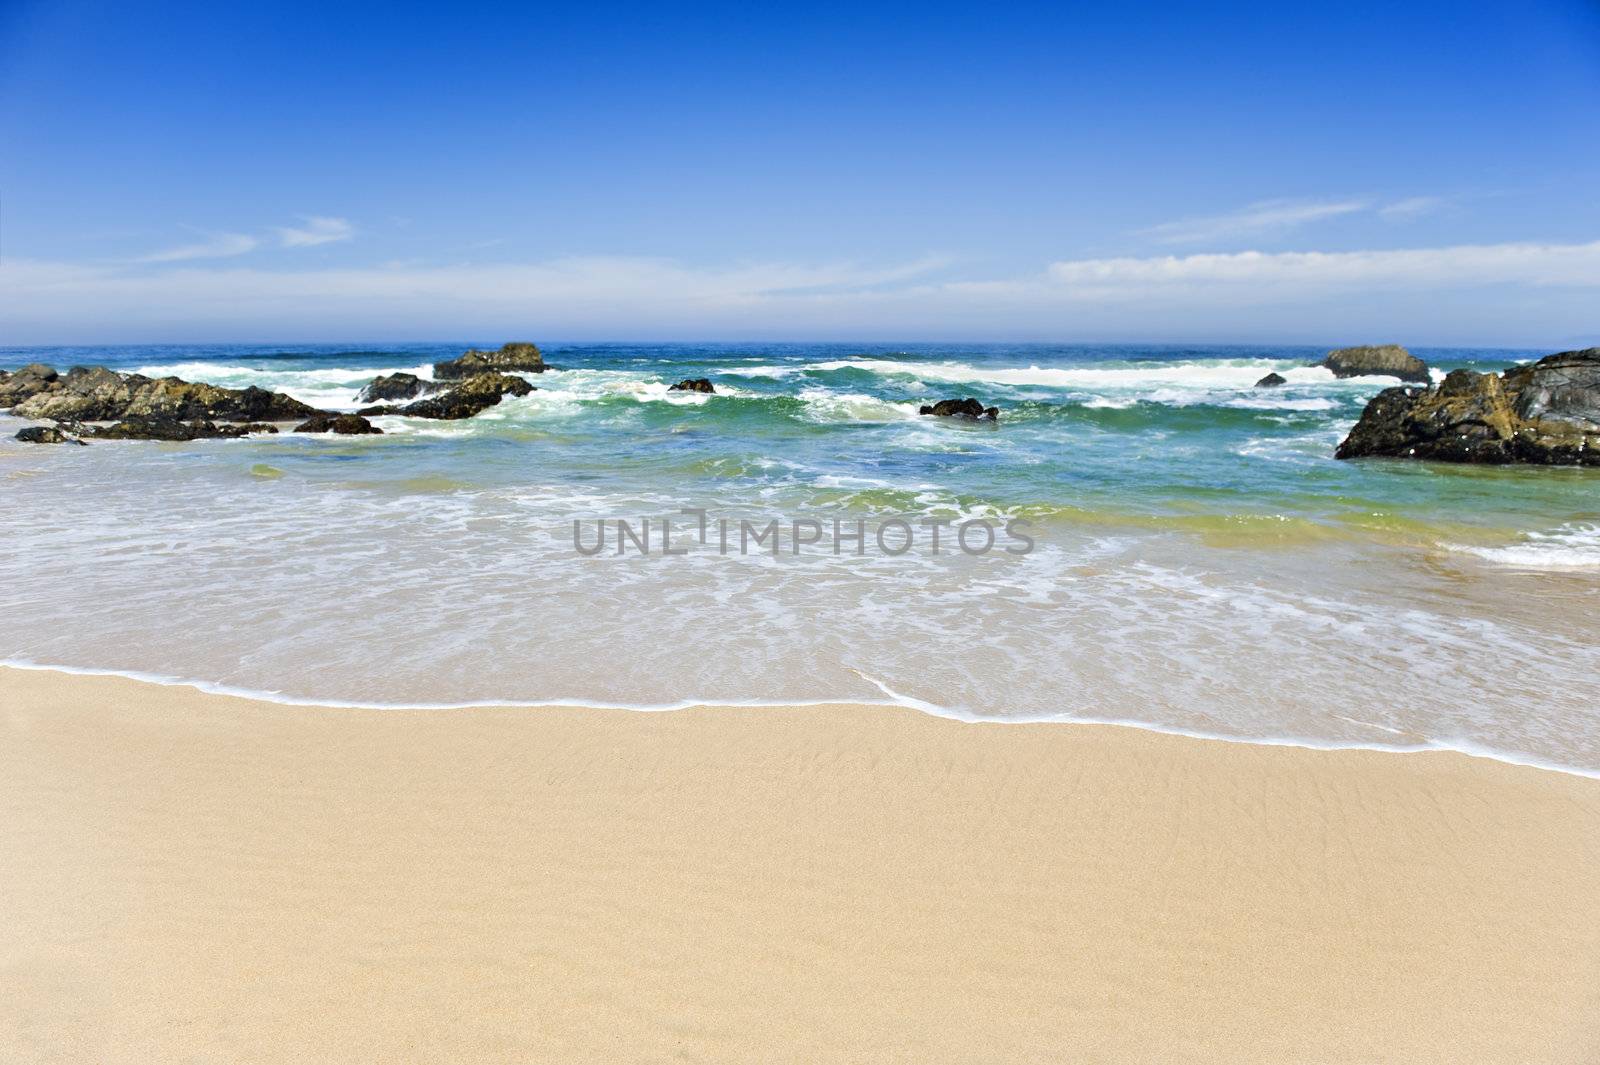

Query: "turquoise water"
<box><xmin>3</xmin><ymin>342</ymin><xmax>1598</xmax><ymax>771</ymax></box>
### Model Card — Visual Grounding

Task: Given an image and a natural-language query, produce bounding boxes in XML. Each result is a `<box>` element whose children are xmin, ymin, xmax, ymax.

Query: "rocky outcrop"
<box><xmin>1</xmin><ymin>364</ymin><xmax>321</xmax><ymax>424</ymax></box>
<box><xmin>1255</xmin><ymin>372</ymin><xmax>1287</xmax><ymax>388</ymax></box>
<box><xmin>433</xmin><ymin>342</ymin><xmax>546</xmax><ymax>380</ymax></box>
<box><xmin>85</xmin><ymin>418</ymin><xmax>280</xmax><ymax>441</ymax></box>
<box><xmin>358</xmin><ymin>371</ymin><xmax>534</xmax><ymax>420</ymax></box>
<box><xmin>357</xmin><ymin>373</ymin><xmax>442</xmax><ymax>403</ymax></box>
<box><xmin>0</xmin><ymin>364</ymin><xmax>62</xmax><ymax>407</ymax></box>
<box><xmin>15</xmin><ymin>425</ymin><xmax>85</xmax><ymax>445</ymax></box>
<box><xmin>919</xmin><ymin>397</ymin><xmax>999</xmax><ymax>420</ymax></box>
<box><xmin>1320</xmin><ymin>345</ymin><xmax>1430</xmax><ymax>384</ymax></box>
<box><xmin>294</xmin><ymin>413</ymin><xmax>383</xmax><ymax>435</ymax></box>
<box><xmin>668</xmin><ymin>378</ymin><xmax>715</xmax><ymax>393</ymax></box>
<box><xmin>1336</xmin><ymin>348</ymin><xmax>1600</xmax><ymax>465</ymax></box>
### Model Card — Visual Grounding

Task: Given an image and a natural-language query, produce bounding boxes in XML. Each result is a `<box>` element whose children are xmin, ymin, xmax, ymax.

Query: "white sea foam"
<box><xmin>805</xmin><ymin>357</ymin><xmax>1347</xmax><ymax>391</ymax></box>
<box><xmin>1447</xmin><ymin>523</ymin><xmax>1600</xmax><ymax>569</ymax></box>
<box><xmin>794</xmin><ymin>389</ymin><xmax>923</xmax><ymax>423</ymax></box>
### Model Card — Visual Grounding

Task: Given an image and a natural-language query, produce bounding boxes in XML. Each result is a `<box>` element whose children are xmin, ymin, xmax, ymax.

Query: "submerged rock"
<box><xmin>85</xmin><ymin>417</ymin><xmax>280</xmax><ymax>441</ymax></box>
<box><xmin>15</xmin><ymin>425</ymin><xmax>85</xmax><ymax>445</ymax></box>
<box><xmin>433</xmin><ymin>342</ymin><xmax>546</xmax><ymax>380</ymax></box>
<box><xmin>1336</xmin><ymin>348</ymin><xmax>1600</xmax><ymax>465</ymax></box>
<box><xmin>357</xmin><ymin>373</ymin><xmax>442</xmax><ymax>403</ymax></box>
<box><xmin>1255</xmin><ymin>372</ymin><xmax>1288</xmax><ymax>388</ymax></box>
<box><xmin>359</xmin><ymin>371</ymin><xmax>534</xmax><ymax>420</ymax></box>
<box><xmin>668</xmin><ymin>378</ymin><xmax>716</xmax><ymax>393</ymax></box>
<box><xmin>919</xmin><ymin>397</ymin><xmax>999</xmax><ymax>420</ymax></box>
<box><xmin>2</xmin><ymin>363</ymin><xmax>321</xmax><ymax>424</ymax></box>
<box><xmin>1319</xmin><ymin>344</ymin><xmax>1430</xmax><ymax>384</ymax></box>
<box><xmin>294</xmin><ymin>413</ymin><xmax>384</xmax><ymax>435</ymax></box>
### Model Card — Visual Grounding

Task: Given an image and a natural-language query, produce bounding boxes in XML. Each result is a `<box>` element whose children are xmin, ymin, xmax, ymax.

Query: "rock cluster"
<box><xmin>433</xmin><ymin>342</ymin><xmax>546</xmax><ymax>380</ymax></box>
<box><xmin>668</xmin><ymin>378</ymin><xmax>716</xmax><ymax>393</ymax></box>
<box><xmin>0</xmin><ymin>363</ymin><xmax>318</xmax><ymax>425</ymax></box>
<box><xmin>1336</xmin><ymin>348</ymin><xmax>1600</xmax><ymax>465</ymax></box>
<box><xmin>358</xmin><ymin>371</ymin><xmax>534</xmax><ymax>420</ymax></box>
<box><xmin>1320</xmin><ymin>345</ymin><xmax>1431</xmax><ymax>384</ymax></box>
<box><xmin>294</xmin><ymin>413</ymin><xmax>383</xmax><ymax>435</ymax></box>
<box><xmin>919</xmin><ymin>397</ymin><xmax>999</xmax><ymax>420</ymax></box>
<box><xmin>89</xmin><ymin>418</ymin><xmax>279</xmax><ymax>441</ymax></box>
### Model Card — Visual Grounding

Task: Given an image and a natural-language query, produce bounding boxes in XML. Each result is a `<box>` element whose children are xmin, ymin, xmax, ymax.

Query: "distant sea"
<box><xmin>3</xmin><ymin>342</ymin><xmax>1597</xmax><ymax>773</ymax></box>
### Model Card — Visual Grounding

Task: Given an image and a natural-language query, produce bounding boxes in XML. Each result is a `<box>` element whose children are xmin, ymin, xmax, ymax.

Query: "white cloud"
<box><xmin>276</xmin><ymin>216</ymin><xmax>354</xmax><ymax>247</ymax></box>
<box><xmin>4</xmin><ymin>239</ymin><xmax>1597</xmax><ymax>345</ymax></box>
<box><xmin>136</xmin><ymin>230</ymin><xmax>260</xmax><ymax>263</ymax></box>
<box><xmin>1139</xmin><ymin>199</ymin><xmax>1370</xmax><ymax>244</ymax></box>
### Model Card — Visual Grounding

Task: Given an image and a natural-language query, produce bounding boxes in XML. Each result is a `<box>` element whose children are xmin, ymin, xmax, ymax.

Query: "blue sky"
<box><xmin>3</xmin><ymin>0</ymin><xmax>1599</xmax><ymax>345</ymax></box>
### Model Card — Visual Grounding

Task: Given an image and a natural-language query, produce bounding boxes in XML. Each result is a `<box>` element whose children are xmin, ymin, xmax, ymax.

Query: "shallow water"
<box><xmin>3</xmin><ymin>342</ymin><xmax>1597</xmax><ymax>772</ymax></box>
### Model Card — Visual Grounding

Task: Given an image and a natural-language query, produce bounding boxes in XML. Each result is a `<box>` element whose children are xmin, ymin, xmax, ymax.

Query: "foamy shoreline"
<box><xmin>6</xmin><ymin>657</ymin><xmax>1598</xmax><ymax>781</ymax></box>
<box><xmin>4</xmin><ymin>665</ymin><xmax>1598</xmax><ymax>1063</ymax></box>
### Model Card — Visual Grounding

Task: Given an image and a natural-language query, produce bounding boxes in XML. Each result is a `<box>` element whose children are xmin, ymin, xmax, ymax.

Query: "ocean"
<box><xmin>3</xmin><ymin>341</ymin><xmax>1597</xmax><ymax>773</ymax></box>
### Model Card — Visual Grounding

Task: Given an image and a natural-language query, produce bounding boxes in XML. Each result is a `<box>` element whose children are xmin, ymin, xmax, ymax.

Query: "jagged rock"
<box><xmin>122</xmin><ymin>380</ymin><xmax>319</xmax><ymax>422</ymax></box>
<box><xmin>85</xmin><ymin>417</ymin><xmax>279</xmax><ymax>441</ymax></box>
<box><xmin>358</xmin><ymin>371</ymin><xmax>534</xmax><ymax>420</ymax></box>
<box><xmin>1336</xmin><ymin>349</ymin><xmax>1600</xmax><ymax>465</ymax></box>
<box><xmin>15</xmin><ymin>425</ymin><xmax>85</xmax><ymax>445</ymax></box>
<box><xmin>668</xmin><ymin>378</ymin><xmax>715</xmax><ymax>394</ymax></box>
<box><xmin>3</xmin><ymin>364</ymin><xmax>321</xmax><ymax>424</ymax></box>
<box><xmin>13</xmin><ymin>366</ymin><xmax>146</xmax><ymax>421</ymax></box>
<box><xmin>0</xmin><ymin>363</ymin><xmax>61</xmax><ymax>407</ymax></box>
<box><xmin>357</xmin><ymin>373</ymin><xmax>442</xmax><ymax>403</ymax></box>
<box><xmin>919</xmin><ymin>397</ymin><xmax>999</xmax><ymax>420</ymax></box>
<box><xmin>433</xmin><ymin>342</ymin><xmax>546</xmax><ymax>380</ymax></box>
<box><xmin>294</xmin><ymin>413</ymin><xmax>383</xmax><ymax>435</ymax></box>
<box><xmin>1320</xmin><ymin>344</ymin><xmax>1430</xmax><ymax>384</ymax></box>
<box><xmin>1255</xmin><ymin>373</ymin><xmax>1288</xmax><ymax>388</ymax></box>
<box><xmin>1501</xmin><ymin>348</ymin><xmax>1600</xmax><ymax>429</ymax></box>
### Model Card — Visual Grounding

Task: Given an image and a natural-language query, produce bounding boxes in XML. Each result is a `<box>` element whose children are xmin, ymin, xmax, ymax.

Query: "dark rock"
<box><xmin>1336</xmin><ymin>349</ymin><xmax>1600</xmax><ymax>465</ymax></box>
<box><xmin>0</xmin><ymin>363</ymin><xmax>62</xmax><ymax>407</ymax></box>
<box><xmin>294</xmin><ymin>413</ymin><xmax>383</xmax><ymax>435</ymax></box>
<box><xmin>668</xmin><ymin>378</ymin><xmax>716</xmax><ymax>394</ymax></box>
<box><xmin>4</xmin><ymin>364</ymin><xmax>320</xmax><ymax>424</ymax></box>
<box><xmin>86</xmin><ymin>418</ymin><xmax>279</xmax><ymax>441</ymax></box>
<box><xmin>360</xmin><ymin>371</ymin><xmax>535</xmax><ymax>420</ymax></box>
<box><xmin>433</xmin><ymin>342</ymin><xmax>546</xmax><ymax>380</ymax></box>
<box><xmin>1501</xmin><ymin>347</ymin><xmax>1600</xmax><ymax>430</ymax></box>
<box><xmin>1320</xmin><ymin>344</ymin><xmax>1430</xmax><ymax>384</ymax></box>
<box><xmin>1255</xmin><ymin>372</ymin><xmax>1288</xmax><ymax>388</ymax></box>
<box><xmin>15</xmin><ymin>425</ymin><xmax>85</xmax><ymax>445</ymax></box>
<box><xmin>357</xmin><ymin>373</ymin><xmax>442</xmax><ymax>403</ymax></box>
<box><xmin>919</xmin><ymin>397</ymin><xmax>999</xmax><ymax>420</ymax></box>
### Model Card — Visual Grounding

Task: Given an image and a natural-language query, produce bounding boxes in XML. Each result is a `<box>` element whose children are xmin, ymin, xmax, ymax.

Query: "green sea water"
<box><xmin>2</xmin><ymin>342</ymin><xmax>1597</xmax><ymax>771</ymax></box>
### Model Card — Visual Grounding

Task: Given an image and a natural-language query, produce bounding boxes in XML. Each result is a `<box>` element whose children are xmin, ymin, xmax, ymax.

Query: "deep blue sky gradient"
<box><xmin>3</xmin><ymin>1</ymin><xmax>1598</xmax><ymax>342</ymax></box>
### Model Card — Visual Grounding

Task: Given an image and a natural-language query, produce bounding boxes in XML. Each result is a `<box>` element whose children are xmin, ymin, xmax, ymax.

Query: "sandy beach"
<box><xmin>2</xmin><ymin>665</ymin><xmax>1597</xmax><ymax>1064</ymax></box>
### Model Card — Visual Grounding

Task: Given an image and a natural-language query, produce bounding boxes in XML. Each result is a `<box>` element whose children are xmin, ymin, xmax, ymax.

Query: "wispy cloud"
<box><xmin>1139</xmin><ymin>195</ymin><xmax>1459</xmax><ymax>244</ymax></box>
<box><xmin>136</xmin><ymin>230</ymin><xmax>260</xmax><ymax>263</ymax></box>
<box><xmin>135</xmin><ymin>216</ymin><xmax>354</xmax><ymax>262</ymax></box>
<box><xmin>276</xmin><ymin>216</ymin><xmax>354</xmax><ymax>247</ymax></box>
<box><xmin>1378</xmin><ymin>196</ymin><xmax>1447</xmax><ymax>219</ymax></box>
<box><xmin>1139</xmin><ymin>199</ymin><xmax>1370</xmax><ymax>245</ymax></box>
<box><xmin>1041</xmin><ymin>240</ymin><xmax>1600</xmax><ymax>295</ymax></box>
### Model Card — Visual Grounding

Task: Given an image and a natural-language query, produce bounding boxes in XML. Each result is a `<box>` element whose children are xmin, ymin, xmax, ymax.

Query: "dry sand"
<box><xmin>2</xmin><ymin>665</ymin><xmax>1597</xmax><ymax>1064</ymax></box>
